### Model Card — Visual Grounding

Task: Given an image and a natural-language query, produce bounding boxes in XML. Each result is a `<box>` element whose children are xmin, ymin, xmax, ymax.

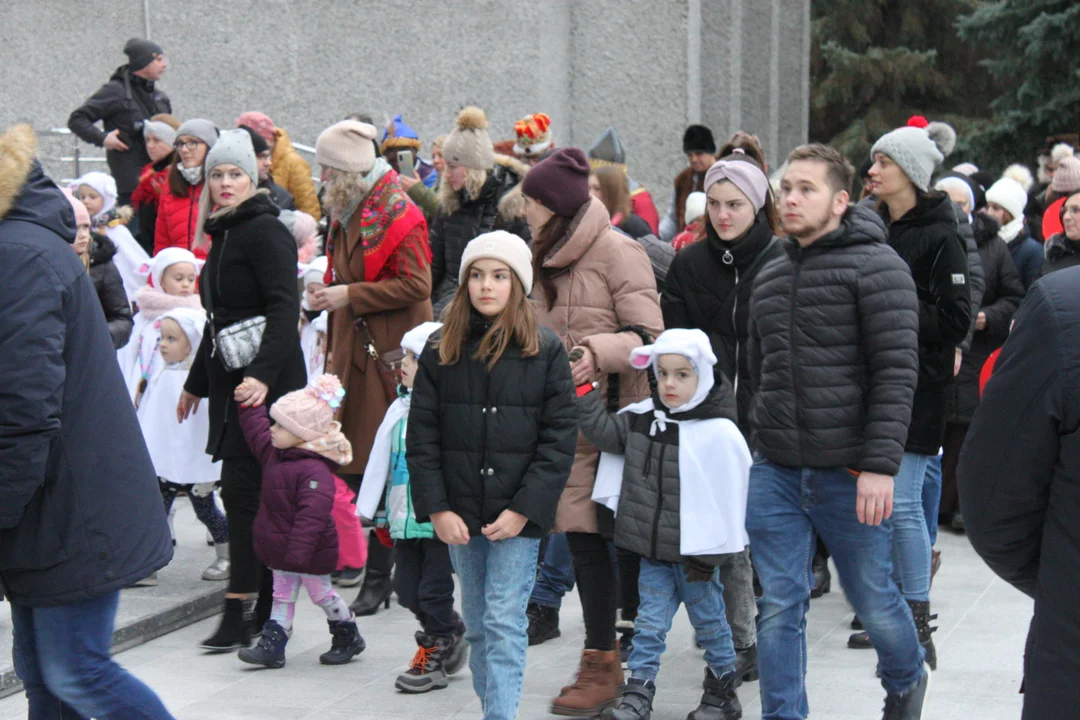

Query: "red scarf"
<box><xmin>325</xmin><ymin>171</ymin><xmax>430</xmax><ymax>285</ymax></box>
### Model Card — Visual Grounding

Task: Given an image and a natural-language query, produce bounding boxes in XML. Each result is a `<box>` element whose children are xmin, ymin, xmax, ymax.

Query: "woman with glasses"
<box><xmin>1043</xmin><ymin>190</ymin><xmax>1080</xmax><ymax>276</ymax></box>
<box><xmin>153</xmin><ymin>118</ymin><xmax>219</xmax><ymax>257</ymax></box>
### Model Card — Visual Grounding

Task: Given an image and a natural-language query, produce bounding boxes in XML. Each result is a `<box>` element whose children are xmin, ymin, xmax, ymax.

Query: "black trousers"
<box><xmin>567</xmin><ymin>531</ymin><xmax>617</xmax><ymax>651</ymax></box>
<box><xmin>394</xmin><ymin>538</ymin><xmax>458</xmax><ymax>636</ymax></box>
<box><xmin>220</xmin><ymin>457</ymin><xmax>265</xmax><ymax>595</ymax></box>
<box><xmin>616</xmin><ymin>547</ymin><xmax>641</xmax><ymax>622</ymax></box>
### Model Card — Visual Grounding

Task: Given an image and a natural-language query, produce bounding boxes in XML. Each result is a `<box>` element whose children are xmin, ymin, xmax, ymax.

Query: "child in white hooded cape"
<box><xmin>584</xmin><ymin>328</ymin><xmax>751</xmax><ymax>719</ymax></box>
<box><xmin>71</xmin><ymin>171</ymin><xmax>149</xmax><ymax>299</ymax></box>
<box><xmin>299</xmin><ymin>255</ymin><xmax>329</xmax><ymax>380</ymax></box>
<box><xmin>117</xmin><ymin>248</ymin><xmax>204</xmax><ymax>403</ymax></box>
<box><xmin>136</xmin><ymin>306</ymin><xmax>229</xmax><ymax>582</ymax></box>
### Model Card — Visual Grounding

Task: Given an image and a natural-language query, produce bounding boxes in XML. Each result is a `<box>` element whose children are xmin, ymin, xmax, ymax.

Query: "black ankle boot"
<box><xmin>199</xmin><ymin>597</ymin><xmax>255</xmax><ymax>652</ymax></box>
<box><xmin>733</xmin><ymin>645</ymin><xmax>758</xmax><ymax>687</ymax></box>
<box><xmin>883</xmin><ymin>668</ymin><xmax>930</xmax><ymax>719</ymax></box>
<box><xmin>906</xmin><ymin>599</ymin><xmax>938</xmax><ymax>671</ymax></box>
<box><xmin>811</xmin><ymin>554</ymin><xmax>831</xmax><ymax>599</ymax></box>
<box><xmin>526</xmin><ymin>603</ymin><xmax>561</xmax><ymax>646</ymax></box>
<box><xmin>689</xmin><ymin>667</ymin><xmax>743</xmax><ymax>719</ymax></box>
<box><xmin>609</xmin><ymin>677</ymin><xmax>654</xmax><ymax>720</ymax></box>
<box><xmin>349</xmin><ymin>571</ymin><xmax>392</xmax><ymax>616</ymax></box>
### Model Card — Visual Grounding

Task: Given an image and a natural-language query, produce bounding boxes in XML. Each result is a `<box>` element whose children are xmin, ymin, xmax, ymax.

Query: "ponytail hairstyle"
<box><xmin>438</xmin><ymin>262</ymin><xmax>540</xmax><ymax>370</ymax></box>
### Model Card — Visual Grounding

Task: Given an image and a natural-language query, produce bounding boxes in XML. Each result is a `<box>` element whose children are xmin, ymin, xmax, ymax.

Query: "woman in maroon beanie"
<box><xmin>522</xmin><ymin>147</ymin><xmax>664</xmax><ymax>716</ymax></box>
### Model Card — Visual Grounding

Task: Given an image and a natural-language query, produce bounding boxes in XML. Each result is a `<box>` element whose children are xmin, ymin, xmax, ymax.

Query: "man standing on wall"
<box><xmin>68</xmin><ymin>38</ymin><xmax>172</xmax><ymax>210</ymax></box>
<box><xmin>659</xmin><ymin>124</ymin><xmax>717</xmax><ymax>242</ymax></box>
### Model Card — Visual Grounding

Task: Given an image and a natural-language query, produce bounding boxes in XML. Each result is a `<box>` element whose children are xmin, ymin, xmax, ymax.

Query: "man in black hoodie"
<box><xmin>68</xmin><ymin>38</ymin><xmax>172</xmax><ymax>207</ymax></box>
<box><xmin>857</xmin><ymin>126</ymin><xmax>971</xmax><ymax>669</ymax></box>
<box><xmin>0</xmin><ymin>124</ymin><xmax>173</xmax><ymax>718</ymax></box>
<box><xmin>746</xmin><ymin>144</ymin><xmax>929</xmax><ymax>718</ymax></box>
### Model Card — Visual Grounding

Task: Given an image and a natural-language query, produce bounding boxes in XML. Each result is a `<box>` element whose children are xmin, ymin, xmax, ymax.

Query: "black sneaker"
<box><xmin>849</xmin><ymin>630</ymin><xmax>874</xmax><ymax>649</ymax></box>
<box><xmin>526</xmin><ymin>603</ymin><xmax>561</xmax><ymax>646</ymax></box>
<box><xmin>395</xmin><ymin>632</ymin><xmax>449</xmax><ymax>693</ymax></box>
<box><xmin>883</xmin><ymin>667</ymin><xmax>931</xmax><ymax>719</ymax></box>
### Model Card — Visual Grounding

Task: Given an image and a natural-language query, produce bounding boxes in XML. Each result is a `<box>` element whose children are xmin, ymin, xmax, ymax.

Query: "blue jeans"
<box><xmin>449</xmin><ymin>536</ymin><xmax>540</xmax><ymax>720</ymax></box>
<box><xmin>530</xmin><ymin>532</ymin><xmax>575</xmax><ymax>609</ymax></box>
<box><xmin>922</xmin><ymin>454</ymin><xmax>942</xmax><ymax>547</ymax></box>
<box><xmin>746</xmin><ymin>461</ymin><xmax>925</xmax><ymax>720</ymax></box>
<box><xmin>891</xmin><ymin>453</ymin><xmax>933</xmax><ymax>602</ymax></box>
<box><xmin>629</xmin><ymin>558</ymin><xmax>736</xmax><ymax>683</ymax></box>
<box><xmin>11</xmin><ymin>591</ymin><xmax>174</xmax><ymax>720</ymax></box>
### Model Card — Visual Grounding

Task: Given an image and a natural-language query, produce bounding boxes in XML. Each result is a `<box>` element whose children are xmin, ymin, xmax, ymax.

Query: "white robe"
<box><xmin>102</xmin><ymin>224</ymin><xmax>149</xmax><ymax>300</ymax></box>
<box><xmin>136</xmin><ymin>362</ymin><xmax>220</xmax><ymax>485</ymax></box>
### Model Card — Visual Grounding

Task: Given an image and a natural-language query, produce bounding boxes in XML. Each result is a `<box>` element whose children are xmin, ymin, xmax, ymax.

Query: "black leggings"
<box><xmin>567</xmin><ymin>532</ymin><xmax>617</xmax><ymax>651</ymax></box>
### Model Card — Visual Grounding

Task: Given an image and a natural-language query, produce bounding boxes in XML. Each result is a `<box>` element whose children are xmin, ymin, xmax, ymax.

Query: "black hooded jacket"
<box><xmin>748</xmin><ymin>205</ymin><xmax>919</xmax><ymax>476</ymax></box>
<box><xmin>882</xmin><ymin>193</ymin><xmax>972</xmax><ymax>454</ymax></box>
<box><xmin>68</xmin><ymin>66</ymin><xmax>172</xmax><ymax>196</ymax></box>
<box><xmin>87</xmin><ymin>233</ymin><xmax>134</xmax><ymax>349</ymax></box>
<box><xmin>0</xmin><ymin>156</ymin><xmax>171</xmax><ymax>606</ymax></box>
<box><xmin>662</xmin><ymin>211</ymin><xmax>783</xmax><ymax>437</ymax></box>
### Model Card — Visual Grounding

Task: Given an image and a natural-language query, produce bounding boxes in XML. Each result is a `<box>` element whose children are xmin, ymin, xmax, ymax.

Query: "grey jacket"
<box><xmin>578</xmin><ymin>377</ymin><xmax>737</xmax><ymax>565</ymax></box>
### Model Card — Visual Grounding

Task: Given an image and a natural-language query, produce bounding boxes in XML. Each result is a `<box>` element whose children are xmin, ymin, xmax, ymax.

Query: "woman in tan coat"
<box><xmin>311</xmin><ymin>120</ymin><xmax>433</xmax><ymax>613</ymax></box>
<box><xmin>522</xmin><ymin>148</ymin><xmax>664</xmax><ymax>716</ymax></box>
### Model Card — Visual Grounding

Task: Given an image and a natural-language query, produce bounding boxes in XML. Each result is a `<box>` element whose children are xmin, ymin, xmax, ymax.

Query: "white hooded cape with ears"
<box><xmin>102</xmin><ymin>224</ymin><xmax>149</xmax><ymax>300</ymax></box>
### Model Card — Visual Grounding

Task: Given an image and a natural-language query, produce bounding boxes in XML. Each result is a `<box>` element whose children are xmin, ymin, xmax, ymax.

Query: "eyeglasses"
<box><xmin>174</xmin><ymin>139</ymin><xmax>203</xmax><ymax>151</ymax></box>
<box><xmin>1063</xmin><ymin>205</ymin><xmax>1080</xmax><ymax>217</ymax></box>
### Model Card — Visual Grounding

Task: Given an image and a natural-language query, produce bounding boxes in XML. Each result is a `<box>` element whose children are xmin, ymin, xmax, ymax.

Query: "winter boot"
<box><xmin>199</xmin><ymin>597</ymin><xmax>255</xmax><ymax>652</ymax></box>
<box><xmin>349</xmin><ymin>570</ymin><xmax>392</xmax><ymax>616</ymax></box>
<box><xmin>202</xmin><ymin>543</ymin><xmax>230</xmax><ymax>581</ymax></box>
<box><xmin>550</xmin><ymin>646</ymin><xmax>624</xmax><ymax>717</ymax></box>
<box><xmin>320</xmin><ymin>618</ymin><xmax>366</xmax><ymax>665</ymax></box>
<box><xmin>237</xmin><ymin>619</ymin><xmax>288</xmax><ymax>669</ymax></box>
<box><xmin>733</xmin><ymin>644</ymin><xmax>759</xmax><ymax>687</ymax></box>
<box><xmin>882</xmin><ymin>667</ymin><xmax>931</xmax><ymax>719</ymax></box>
<box><xmin>444</xmin><ymin>617</ymin><xmax>470</xmax><ymax>675</ymax></box>
<box><xmin>907</xmin><ymin>599</ymin><xmax>938</xmax><ymax>671</ymax></box>
<box><xmin>395</xmin><ymin>632</ymin><xmax>449</xmax><ymax>693</ymax></box>
<box><xmin>527</xmin><ymin>602</ymin><xmax>561</xmax><ymax>646</ymax></box>
<box><xmin>811</xmin><ymin>554</ymin><xmax>831</xmax><ymax>598</ymax></box>
<box><xmin>605</xmin><ymin>677</ymin><xmax>654</xmax><ymax>720</ymax></box>
<box><xmin>689</xmin><ymin>667</ymin><xmax>743</xmax><ymax>719</ymax></box>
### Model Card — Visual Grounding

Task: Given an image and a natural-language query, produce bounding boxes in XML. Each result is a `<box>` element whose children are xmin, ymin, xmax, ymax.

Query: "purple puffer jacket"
<box><xmin>238</xmin><ymin>404</ymin><xmax>339</xmax><ymax>575</ymax></box>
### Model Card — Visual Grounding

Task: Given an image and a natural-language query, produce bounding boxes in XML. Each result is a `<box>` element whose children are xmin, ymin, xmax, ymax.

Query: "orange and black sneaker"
<box><xmin>395</xmin><ymin>632</ymin><xmax>449</xmax><ymax>694</ymax></box>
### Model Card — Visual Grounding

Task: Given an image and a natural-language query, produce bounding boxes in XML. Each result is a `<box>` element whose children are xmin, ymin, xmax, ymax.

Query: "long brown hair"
<box><xmin>591</xmin><ymin>166</ymin><xmax>631</xmax><ymax>219</ymax></box>
<box><xmin>531</xmin><ymin>214</ymin><xmax>574</xmax><ymax>311</ymax></box>
<box><xmin>167</xmin><ymin>159</ymin><xmax>197</xmax><ymax>198</ymax></box>
<box><xmin>438</xmin><ymin>263</ymin><xmax>540</xmax><ymax>370</ymax></box>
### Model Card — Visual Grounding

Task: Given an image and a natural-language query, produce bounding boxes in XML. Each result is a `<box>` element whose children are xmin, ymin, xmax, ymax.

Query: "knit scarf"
<box><xmin>325</xmin><ymin>159</ymin><xmax>429</xmax><ymax>285</ymax></box>
<box><xmin>298</xmin><ymin>420</ymin><xmax>354</xmax><ymax>466</ymax></box>
<box><xmin>179</xmin><ymin>164</ymin><xmax>203</xmax><ymax>185</ymax></box>
<box><xmin>999</xmin><ymin>215</ymin><xmax>1025</xmax><ymax>244</ymax></box>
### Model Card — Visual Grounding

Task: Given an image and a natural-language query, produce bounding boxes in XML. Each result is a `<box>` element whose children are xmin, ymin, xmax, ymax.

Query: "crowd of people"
<box><xmin>1</xmin><ymin>37</ymin><xmax>1078</xmax><ymax>720</ymax></box>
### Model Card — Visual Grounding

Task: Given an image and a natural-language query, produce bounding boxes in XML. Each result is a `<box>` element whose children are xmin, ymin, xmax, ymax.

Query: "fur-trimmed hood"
<box><xmin>0</xmin><ymin>124</ymin><xmax>77</xmax><ymax>241</ymax></box>
<box><xmin>437</xmin><ymin>153</ymin><xmax>528</xmax><ymax>223</ymax></box>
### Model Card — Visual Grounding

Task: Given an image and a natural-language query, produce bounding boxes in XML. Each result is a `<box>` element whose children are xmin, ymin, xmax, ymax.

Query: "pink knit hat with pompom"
<box><xmin>270</xmin><ymin>374</ymin><xmax>346</xmax><ymax>442</ymax></box>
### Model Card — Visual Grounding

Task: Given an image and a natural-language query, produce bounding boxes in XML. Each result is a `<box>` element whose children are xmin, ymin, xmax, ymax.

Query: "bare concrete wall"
<box><xmin>1</xmin><ymin>0</ymin><xmax>809</xmax><ymax>204</ymax></box>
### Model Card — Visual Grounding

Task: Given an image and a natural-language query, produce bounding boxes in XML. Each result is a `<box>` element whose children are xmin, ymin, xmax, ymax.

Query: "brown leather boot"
<box><xmin>550</xmin><ymin>643</ymin><xmax>624</xmax><ymax>717</ymax></box>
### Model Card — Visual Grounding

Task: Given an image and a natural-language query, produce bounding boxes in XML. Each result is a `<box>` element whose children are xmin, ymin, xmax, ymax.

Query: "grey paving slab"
<box><xmin>0</xmin><ymin>532</ymin><xmax>1029</xmax><ymax>720</ymax></box>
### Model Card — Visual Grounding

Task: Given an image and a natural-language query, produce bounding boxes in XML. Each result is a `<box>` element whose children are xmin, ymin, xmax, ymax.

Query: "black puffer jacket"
<box><xmin>407</xmin><ymin>315</ymin><xmax>578</xmax><ymax>537</ymax></box>
<box><xmin>662</xmin><ymin>211</ymin><xmax>782</xmax><ymax>437</ymax></box>
<box><xmin>883</xmin><ymin>193</ymin><xmax>972</xmax><ymax>454</ymax></box>
<box><xmin>748</xmin><ymin>205</ymin><xmax>919</xmax><ymax>476</ymax></box>
<box><xmin>956</xmin><ymin>209</ymin><xmax>986</xmax><ymax>353</ymax></box>
<box><xmin>1042</xmin><ymin>232</ymin><xmax>1080</xmax><ymax>276</ymax></box>
<box><xmin>429</xmin><ymin>159</ymin><xmax>528</xmax><ymax>314</ymax></box>
<box><xmin>87</xmin><ymin>233</ymin><xmax>133</xmax><ymax>349</ymax></box>
<box><xmin>578</xmin><ymin>379</ymin><xmax>736</xmax><ymax>564</ymax></box>
<box><xmin>184</xmin><ymin>193</ymin><xmax>307</xmax><ymax>460</ymax></box>
<box><xmin>945</xmin><ymin>215</ymin><xmax>1024</xmax><ymax>425</ymax></box>
<box><xmin>958</xmin><ymin>268</ymin><xmax>1080</xmax><ymax>719</ymax></box>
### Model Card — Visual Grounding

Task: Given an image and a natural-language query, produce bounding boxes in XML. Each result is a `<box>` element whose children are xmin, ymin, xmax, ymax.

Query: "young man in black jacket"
<box><xmin>68</xmin><ymin>38</ymin><xmax>172</xmax><ymax>208</ymax></box>
<box><xmin>858</xmin><ymin>127</ymin><xmax>971</xmax><ymax>667</ymax></box>
<box><xmin>958</xmin><ymin>267</ymin><xmax>1080</xmax><ymax>720</ymax></box>
<box><xmin>746</xmin><ymin>144</ymin><xmax>929</xmax><ymax>719</ymax></box>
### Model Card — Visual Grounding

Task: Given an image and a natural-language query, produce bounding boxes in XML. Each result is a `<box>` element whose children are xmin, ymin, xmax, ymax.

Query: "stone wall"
<box><xmin>1</xmin><ymin>0</ymin><xmax>809</xmax><ymax>204</ymax></box>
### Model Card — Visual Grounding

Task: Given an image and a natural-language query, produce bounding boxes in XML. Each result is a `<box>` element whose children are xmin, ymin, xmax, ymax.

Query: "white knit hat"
<box><xmin>684</xmin><ymin>191</ymin><xmax>707</xmax><ymax>225</ymax></box>
<box><xmin>985</xmin><ymin>177</ymin><xmax>1028</xmax><ymax>222</ymax></box>
<box><xmin>401</xmin><ymin>321</ymin><xmax>443</xmax><ymax>357</ymax></box>
<box><xmin>159</xmin><ymin>307</ymin><xmax>207</xmax><ymax>363</ymax></box>
<box><xmin>146</xmin><ymin>247</ymin><xmax>201</xmax><ymax>290</ymax></box>
<box><xmin>458</xmin><ymin>230</ymin><xmax>533</xmax><ymax>294</ymax></box>
<box><xmin>316</xmin><ymin>120</ymin><xmax>377</xmax><ymax>174</ymax></box>
<box><xmin>69</xmin><ymin>171</ymin><xmax>118</xmax><ymax>220</ymax></box>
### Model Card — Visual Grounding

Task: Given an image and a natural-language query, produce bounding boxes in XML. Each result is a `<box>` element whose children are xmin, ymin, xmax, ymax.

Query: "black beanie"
<box><xmin>683</xmin><ymin>125</ymin><xmax>716</xmax><ymax>155</ymax></box>
<box><xmin>124</xmin><ymin>38</ymin><xmax>164</xmax><ymax>72</ymax></box>
<box><xmin>238</xmin><ymin>125</ymin><xmax>270</xmax><ymax>155</ymax></box>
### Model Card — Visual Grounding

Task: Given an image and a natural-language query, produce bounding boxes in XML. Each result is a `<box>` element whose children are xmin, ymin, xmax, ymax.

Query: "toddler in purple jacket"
<box><xmin>235</xmin><ymin>374</ymin><xmax>365</xmax><ymax>669</ymax></box>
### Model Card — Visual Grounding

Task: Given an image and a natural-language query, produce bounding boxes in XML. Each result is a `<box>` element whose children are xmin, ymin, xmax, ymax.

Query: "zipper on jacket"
<box><xmin>187</xmin><ymin>191</ymin><xmax>196</xmax><ymax>251</ymax></box>
<box><xmin>788</xmin><ymin>252</ymin><xmax>806</xmax><ymax>466</ymax></box>
<box><xmin>648</xmin><ymin>442</ymin><xmax>667</xmax><ymax>560</ymax></box>
<box><xmin>732</xmin><ymin>263</ymin><xmax>740</xmax><ymax>399</ymax></box>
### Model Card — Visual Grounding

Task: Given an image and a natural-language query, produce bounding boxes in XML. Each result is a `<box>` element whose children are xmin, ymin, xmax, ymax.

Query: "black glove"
<box><xmin>683</xmin><ymin>557</ymin><xmax>715</xmax><ymax>583</ymax></box>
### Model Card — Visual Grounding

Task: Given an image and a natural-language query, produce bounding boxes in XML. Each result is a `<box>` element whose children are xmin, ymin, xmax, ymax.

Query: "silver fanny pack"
<box><xmin>213</xmin><ymin>316</ymin><xmax>266</xmax><ymax>372</ymax></box>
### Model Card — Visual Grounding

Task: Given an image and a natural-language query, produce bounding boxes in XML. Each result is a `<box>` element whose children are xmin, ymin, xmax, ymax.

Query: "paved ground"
<box><xmin>1</xmin><ymin>526</ymin><xmax>1030</xmax><ymax>719</ymax></box>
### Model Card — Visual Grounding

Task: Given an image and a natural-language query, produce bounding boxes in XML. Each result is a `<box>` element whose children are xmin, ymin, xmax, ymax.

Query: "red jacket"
<box><xmin>631</xmin><ymin>187</ymin><xmax>659</xmax><ymax>235</ymax></box>
<box><xmin>153</xmin><ymin>183</ymin><xmax>206</xmax><ymax>258</ymax></box>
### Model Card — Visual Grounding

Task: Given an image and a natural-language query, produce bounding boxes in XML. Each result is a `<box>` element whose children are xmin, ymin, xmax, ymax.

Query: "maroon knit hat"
<box><xmin>521</xmin><ymin>147</ymin><xmax>591</xmax><ymax>217</ymax></box>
